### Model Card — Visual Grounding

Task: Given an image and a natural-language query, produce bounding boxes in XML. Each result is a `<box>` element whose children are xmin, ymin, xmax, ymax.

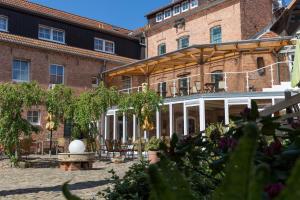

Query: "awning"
<box><xmin>104</xmin><ymin>37</ymin><xmax>294</xmax><ymax>77</ymax></box>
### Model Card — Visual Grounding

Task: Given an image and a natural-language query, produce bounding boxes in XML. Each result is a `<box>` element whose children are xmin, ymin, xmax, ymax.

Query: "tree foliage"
<box><xmin>0</xmin><ymin>82</ymin><xmax>44</xmax><ymax>163</ymax></box>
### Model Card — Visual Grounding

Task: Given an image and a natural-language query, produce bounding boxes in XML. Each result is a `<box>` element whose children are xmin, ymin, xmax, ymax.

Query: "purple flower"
<box><xmin>264</xmin><ymin>139</ymin><xmax>282</xmax><ymax>157</ymax></box>
<box><xmin>218</xmin><ymin>137</ymin><xmax>237</xmax><ymax>151</ymax></box>
<box><xmin>264</xmin><ymin>183</ymin><xmax>284</xmax><ymax>199</ymax></box>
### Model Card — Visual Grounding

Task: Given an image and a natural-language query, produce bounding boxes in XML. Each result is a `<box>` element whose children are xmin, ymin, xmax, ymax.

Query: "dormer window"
<box><xmin>156</xmin><ymin>12</ymin><xmax>164</xmax><ymax>22</ymax></box>
<box><xmin>38</xmin><ymin>25</ymin><xmax>65</xmax><ymax>44</ymax></box>
<box><xmin>94</xmin><ymin>38</ymin><xmax>115</xmax><ymax>54</ymax></box>
<box><xmin>173</xmin><ymin>4</ymin><xmax>181</xmax><ymax>16</ymax></box>
<box><xmin>181</xmin><ymin>1</ymin><xmax>189</xmax><ymax>12</ymax></box>
<box><xmin>190</xmin><ymin>0</ymin><xmax>198</xmax><ymax>9</ymax></box>
<box><xmin>0</xmin><ymin>15</ymin><xmax>8</xmax><ymax>32</ymax></box>
<box><xmin>164</xmin><ymin>9</ymin><xmax>172</xmax><ymax>19</ymax></box>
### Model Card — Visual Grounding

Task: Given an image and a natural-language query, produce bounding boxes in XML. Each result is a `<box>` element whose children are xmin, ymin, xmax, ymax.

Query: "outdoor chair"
<box><xmin>95</xmin><ymin>138</ymin><xmax>106</xmax><ymax>160</ymax></box>
<box><xmin>216</xmin><ymin>81</ymin><xmax>226</xmax><ymax>92</ymax></box>
<box><xmin>105</xmin><ymin>140</ymin><xmax>115</xmax><ymax>158</ymax></box>
<box><xmin>55</xmin><ymin>138</ymin><xmax>66</xmax><ymax>154</ymax></box>
<box><xmin>169</xmin><ymin>85</ymin><xmax>178</xmax><ymax>97</ymax></box>
<box><xmin>113</xmin><ymin>140</ymin><xmax>128</xmax><ymax>158</ymax></box>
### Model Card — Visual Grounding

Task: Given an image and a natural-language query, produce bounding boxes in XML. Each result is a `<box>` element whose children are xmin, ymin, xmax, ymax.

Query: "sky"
<box><xmin>29</xmin><ymin>0</ymin><xmax>171</xmax><ymax>30</ymax></box>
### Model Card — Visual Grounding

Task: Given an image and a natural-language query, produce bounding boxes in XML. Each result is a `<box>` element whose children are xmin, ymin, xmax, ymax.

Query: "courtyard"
<box><xmin>0</xmin><ymin>156</ymin><xmax>134</xmax><ymax>200</ymax></box>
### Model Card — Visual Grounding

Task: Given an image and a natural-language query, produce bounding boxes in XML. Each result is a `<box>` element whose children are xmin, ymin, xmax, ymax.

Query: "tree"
<box><xmin>0</xmin><ymin>82</ymin><xmax>44</xmax><ymax>164</ymax></box>
<box><xmin>72</xmin><ymin>82</ymin><xmax>119</xmax><ymax>151</ymax></box>
<box><xmin>118</xmin><ymin>84</ymin><xmax>162</xmax><ymax>159</ymax></box>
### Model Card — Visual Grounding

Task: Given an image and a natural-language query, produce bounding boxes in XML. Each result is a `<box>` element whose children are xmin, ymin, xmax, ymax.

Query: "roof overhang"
<box><xmin>104</xmin><ymin>37</ymin><xmax>294</xmax><ymax>77</ymax></box>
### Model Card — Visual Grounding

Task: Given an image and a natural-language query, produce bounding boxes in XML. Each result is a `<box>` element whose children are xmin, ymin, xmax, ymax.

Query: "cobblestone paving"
<box><xmin>0</xmin><ymin>157</ymin><xmax>134</xmax><ymax>200</ymax></box>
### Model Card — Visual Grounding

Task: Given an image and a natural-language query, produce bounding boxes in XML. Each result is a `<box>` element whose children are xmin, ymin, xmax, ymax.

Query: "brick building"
<box><xmin>0</xmin><ymin>0</ymin><xmax>298</xmax><ymax>148</ymax></box>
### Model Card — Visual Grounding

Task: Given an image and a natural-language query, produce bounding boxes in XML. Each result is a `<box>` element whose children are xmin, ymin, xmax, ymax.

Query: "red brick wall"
<box><xmin>240</xmin><ymin>0</ymin><xmax>274</xmax><ymax>39</ymax></box>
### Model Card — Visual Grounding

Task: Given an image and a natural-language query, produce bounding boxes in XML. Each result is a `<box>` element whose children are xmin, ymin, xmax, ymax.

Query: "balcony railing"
<box><xmin>119</xmin><ymin>61</ymin><xmax>292</xmax><ymax>98</ymax></box>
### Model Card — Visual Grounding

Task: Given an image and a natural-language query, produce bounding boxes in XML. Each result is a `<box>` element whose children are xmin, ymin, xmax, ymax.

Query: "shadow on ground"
<box><xmin>0</xmin><ymin>179</ymin><xmax>111</xmax><ymax>197</ymax></box>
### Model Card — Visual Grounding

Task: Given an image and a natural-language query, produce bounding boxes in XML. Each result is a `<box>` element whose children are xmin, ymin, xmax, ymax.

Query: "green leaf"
<box><xmin>275</xmin><ymin>159</ymin><xmax>300</xmax><ymax>200</ymax></box>
<box><xmin>62</xmin><ymin>181</ymin><xmax>82</xmax><ymax>200</ymax></box>
<box><xmin>212</xmin><ymin>122</ymin><xmax>259</xmax><ymax>200</ymax></box>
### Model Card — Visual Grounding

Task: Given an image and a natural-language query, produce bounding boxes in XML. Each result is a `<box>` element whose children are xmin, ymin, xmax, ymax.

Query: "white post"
<box><xmin>104</xmin><ymin>115</ymin><xmax>108</xmax><ymax>140</ymax></box>
<box><xmin>246</xmin><ymin>72</ymin><xmax>249</xmax><ymax>92</ymax></box>
<box><xmin>272</xmin><ymin>98</ymin><xmax>276</xmax><ymax>106</ymax></box>
<box><xmin>224</xmin><ymin>73</ymin><xmax>228</xmax><ymax>91</ymax></box>
<box><xmin>156</xmin><ymin>109</ymin><xmax>160</xmax><ymax>139</ymax></box>
<box><xmin>270</xmin><ymin>65</ymin><xmax>274</xmax><ymax>87</ymax></box>
<box><xmin>113</xmin><ymin>111</ymin><xmax>117</xmax><ymax>140</ymax></box>
<box><xmin>248</xmin><ymin>98</ymin><xmax>251</xmax><ymax>108</ymax></box>
<box><xmin>224</xmin><ymin>99</ymin><xmax>229</xmax><ymax>125</ymax></box>
<box><xmin>122</xmin><ymin>113</ymin><xmax>127</xmax><ymax>144</ymax></box>
<box><xmin>169</xmin><ymin>104</ymin><xmax>174</xmax><ymax>138</ymax></box>
<box><xmin>173</xmin><ymin>80</ymin><xmax>176</xmax><ymax>97</ymax></box>
<box><xmin>133</xmin><ymin>114</ymin><xmax>137</xmax><ymax>141</ymax></box>
<box><xmin>187</xmin><ymin>78</ymin><xmax>190</xmax><ymax>95</ymax></box>
<box><xmin>159</xmin><ymin>82</ymin><xmax>163</xmax><ymax>97</ymax></box>
<box><xmin>183</xmin><ymin>103</ymin><xmax>188</xmax><ymax>136</ymax></box>
<box><xmin>199</xmin><ymin>99</ymin><xmax>206</xmax><ymax>131</ymax></box>
<box><xmin>144</xmin><ymin>130</ymin><xmax>147</xmax><ymax>140</ymax></box>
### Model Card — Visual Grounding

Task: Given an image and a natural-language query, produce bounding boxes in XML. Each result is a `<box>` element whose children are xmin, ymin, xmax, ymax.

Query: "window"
<box><xmin>158</xmin><ymin>43</ymin><xmax>166</xmax><ymax>56</ymax></box>
<box><xmin>210</xmin><ymin>26</ymin><xmax>222</xmax><ymax>44</ymax></box>
<box><xmin>94</xmin><ymin>38</ymin><xmax>115</xmax><ymax>54</ymax></box>
<box><xmin>211</xmin><ymin>70</ymin><xmax>224</xmax><ymax>89</ymax></box>
<box><xmin>12</xmin><ymin>59</ymin><xmax>29</xmax><ymax>82</ymax></box>
<box><xmin>257</xmin><ymin>57</ymin><xmax>266</xmax><ymax>76</ymax></box>
<box><xmin>181</xmin><ymin>1</ymin><xmax>190</xmax><ymax>12</ymax></box>
<box><xmin>157</xmin><ymin>82</ymin><xmax>167</xmax><ymax>97</ymax></box>
<box><xmin>122</xmin><ymin>76</ymin><xmax>132</xmax><ymax>89</ymax></box>
<box><xmin>173</xmin><ymin>5</ymin><xmax>181</xmax><ymax>15</ymax></box>
<box><xmin>156</xmin><ymin>12</ymin><xmax>164</xmax><ymax>22</ymax></box>
<box><xmin>50</xmin><ymin>64</ymin><xmax>64</xmax><ymax>84</ymax></box>
<box><xmin>38</xmin><ymin>25</ymin><xmax>65</xmax><ymax>43</ymax></box>
<box><xmin>27</xmin><ymin>111</ymin><xmax>40</xmax><ymax>125</ymax></box>
<box><xmin>0</xmin><ymin>15</ymin><xmax>8</xmax><ymax>32</ymax></box>
<box><xmin>164</xmin><ymin>9</ymin><xmax>172</xmax><ymax>19</ymax></box>
<box><xmin>178</xmin><ymin>36</ymin><xmax>189</xmax><ymax>49</ymax></box>
<box><xmin>179</xmin><ymin>77</ymin><xmax>189</xmax><ymax>95</ymax></box>
<box><xmin>190</xmin><ymin>0</ymin><xmax>199</xmax><ymax>9</ymax></box>
<box><xmin>91</xmin><ymin>77</ymin><xmax>98</xmax><ymax>87</ymax></box>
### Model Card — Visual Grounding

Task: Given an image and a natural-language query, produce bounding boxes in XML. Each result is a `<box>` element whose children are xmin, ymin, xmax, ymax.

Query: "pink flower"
<box><xmin>264</xmin><ymin>183</ymin><xmax>284</xmax><ymax>199</ymax></box>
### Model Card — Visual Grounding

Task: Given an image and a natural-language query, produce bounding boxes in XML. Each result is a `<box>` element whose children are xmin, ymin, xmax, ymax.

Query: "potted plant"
<box><xmin>145</xmin><ymin>137</ymin><xmax>162</xmax><ymax>164</ymax></box>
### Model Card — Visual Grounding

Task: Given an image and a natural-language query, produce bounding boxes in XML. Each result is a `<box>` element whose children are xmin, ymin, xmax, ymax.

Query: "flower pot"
<box><xmin>148</xmin><ymin>151</ymin><xmax>160</xmax><ymax>164</ymax></box>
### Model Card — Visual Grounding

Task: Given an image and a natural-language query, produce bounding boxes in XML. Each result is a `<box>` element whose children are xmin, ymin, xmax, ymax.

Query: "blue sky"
<box><xmin>29</xmin><ymin>0</ymin><xmax>171</xmax><ymax>30</ymax></box>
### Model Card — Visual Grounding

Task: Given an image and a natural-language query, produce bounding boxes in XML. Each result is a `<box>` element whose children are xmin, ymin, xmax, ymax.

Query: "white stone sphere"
<box><xmin>68</xmin><ymin>140</ymin><xmax>86</xmax><ymax>154</ymax></box>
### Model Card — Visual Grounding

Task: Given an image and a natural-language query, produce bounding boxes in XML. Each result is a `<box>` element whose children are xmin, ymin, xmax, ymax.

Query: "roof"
<box><xmin>0</xmin><ymin>31</ymin><xmax>136</xmax><ymax>64</ymax></box>
<box><xmin>0</xmin><ymin>0</ymin><xmax>138</xmax><ymax>40</ymax></box>
<box><xmin>104</xmin><ymin>37</ymin><xmax>294</xmax><ymax>77</ymax></box>
<box><xmin>145</xmin><ymin>0</ymin><xmax>186</xmax><ymax>17</ymax></box>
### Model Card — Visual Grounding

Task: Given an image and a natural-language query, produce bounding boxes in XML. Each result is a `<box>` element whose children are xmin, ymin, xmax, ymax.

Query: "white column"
<box><xmin>224</xmin><ymin>99</ymin><xmax>230</xmax><ymax>125</ymax></box>
<box><xmin>248</xmin><ymin>98</ymin><xmax>251</xmax><ymax>108</ymax></box>
<box><xmin>156</xmin><ymin>109</ymin><xmax>160</xmax><ymax>139</ymax></box>
<box><xmin>169</xmin><ymin>104</ymin><xmax>174</xmax><ymax>138</ymax></box>
<box><xmin>122</xmin><ymin>113</ymin><xmax>127</xmax><ymax>144</ymax></box>
<box><xmin>144</xmin><ymin>130</ymin><xmax>147</xmax><ymax>140</ymax></box>
<box><xmin>104</xmin><ymin>115</ymin><xmax>108</xmax><ymax>140</ymax></box>
<box><xmin>113</xmin><ymin>111</ymin><xmax>117</xmax><ymax>140</ymax></box>
<box><xmin>272</xmin><ymin>98</ymin><xmax>276</xmax><ymax>106</ymax></box>
<box><xmin>199</xmin><ymin>99</ymin><xmax>206</xmax><ymax>132</ymax></box>
<box><xmin>133</xmin><ymin>114</ymin><xmax>136</xmax><ymax>141</ymax></box>
<box><xmin>183</xmin><ymin>103</ymin><xmax>188</xmax><ymax>136</ymax></box>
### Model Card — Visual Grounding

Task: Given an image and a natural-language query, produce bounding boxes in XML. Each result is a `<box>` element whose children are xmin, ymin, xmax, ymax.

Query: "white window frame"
<box><xmin>94</xmin><ymin>37</ymin><xmax>115</xmax><ymax>54</ymax></box>
<box><xmin>178</xmin><ymin>36</ymin><xmax>190</xmax><ymax>49</ymax></box>
<box><xmin>12</xmin><ymin>59</ymin><xmax>30</xmax><ymax>83</ymax></box>
<box><xmin>173</xmin><ymin>4</ymin><xmax>181</xmax><ymax>16</ymax></box>
<box><xmin>38</xmin><ymin>25</ymin><xmax>65</xmax><ymax>44</ymax></box>
<box><xmin>181</xmin><ymin>1</ymin><xmax>190</xmax><ymax>12</ymax></box>
<box><xmin>164</xmin><ymin>8</ymin><xmax>172</xmax><ymax>19</ymax></box>
<box><xmin>0</xmin><ymin>15</ymin><xmax>8</xmax><ymax>32</ymax></box>
<box><xmin>156</xmin><ymin>12</ymin><xmax>164</xmax><ymax>22</ymax></box>
<box><xmin>27</xmin><ymin>110</ymin><xmax>41</xmax><ymax>126</ymax></box>
<box><xmin>190</xmin><ymin>0</ymin><xmax>198</xmax><ymax>9</ymax></box>
<box><xmin>49</xmin><ymin>64</ymin><xmax>64</xmax><ymax>84</ymax></box>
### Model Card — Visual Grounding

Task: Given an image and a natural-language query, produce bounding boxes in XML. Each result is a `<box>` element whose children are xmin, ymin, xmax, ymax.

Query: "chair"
<box><xmin>195</xmin><ymin>81</ymin><xmax>201</xmax><ymax>93</ymax></box>
<box><xmin>217</xmin><ymin>81</ymin><xmax>226</xmax><ymax>92</ymax></box>
<box><xmin>105</xmin><ymin>140</ymin><xmax>115</xmax><ymax>158</ymax></box>
<box><xmin>169</xmin><ymin>86</ymin><xmax>178</xmax><ymax>97</ymax></box>
<box><xmin>56</xmin><ymin>138</ymin><xmax>66</xmax><ymax>154</ymax></box>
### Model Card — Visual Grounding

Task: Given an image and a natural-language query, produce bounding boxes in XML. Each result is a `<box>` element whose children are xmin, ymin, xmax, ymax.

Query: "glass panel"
<box><xmin>53</xmin><ymin>29</ymin><xmax>64</xmax><ymax>42</ymax></box>
<box><xmin>13</xmin><ymin>60</ymin><xmax>28</xmax><ymax>81</ymax></box>
<box><xmin>95</xmin><ymin>39</ymin><xmax>104</xmax><ymax>51</ymax></box>
<box><xmin>158</xmin><ymin>43</ymin><xmax>166</xmax><ymax>55</ymax></box>
<box><xmin>105</xmin><ymin>41</ymin><xmax>114</xmax><ymax>53</ymax></box>
<box><xmin>0</xmin><ymin>17</ymin><xmax>7</xmax><ymax>31</ymax></box>
<box><xmin>39</xmin><ymin>27</ymin><xmax>51</xmax><ymax>40</ymax></box>
<box><xmin>57</xmin><ymin>66</ymin><xmax>64</xmax><ymax>75</ymax></box>
<box><xmin>174</xmin><ymin>5</ymin><xmax>181</xmax><ymax>14</ymax></box>
<box><xmin>178</xmin><ymin>37</ymin><xmax>189</xmax><ymax>49</ymax></box>
<box><xmin>191</xmin><ymin>0</ymin><xmax>198</xmax><ymax>8</ymax></box>
<box><xmin>182</xmin><ymin>1</ymin><xmax>189</xmax><ymax>11</ymax></box>
<box><xmin>210</xmin><ymin>26</ymin><xmax>222</xmax><ymax>44</ymax></box>
<box><xmin>50</xmin><ymin>65</ymin><xmax>63</xmax><ymax>84</ymax></box>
